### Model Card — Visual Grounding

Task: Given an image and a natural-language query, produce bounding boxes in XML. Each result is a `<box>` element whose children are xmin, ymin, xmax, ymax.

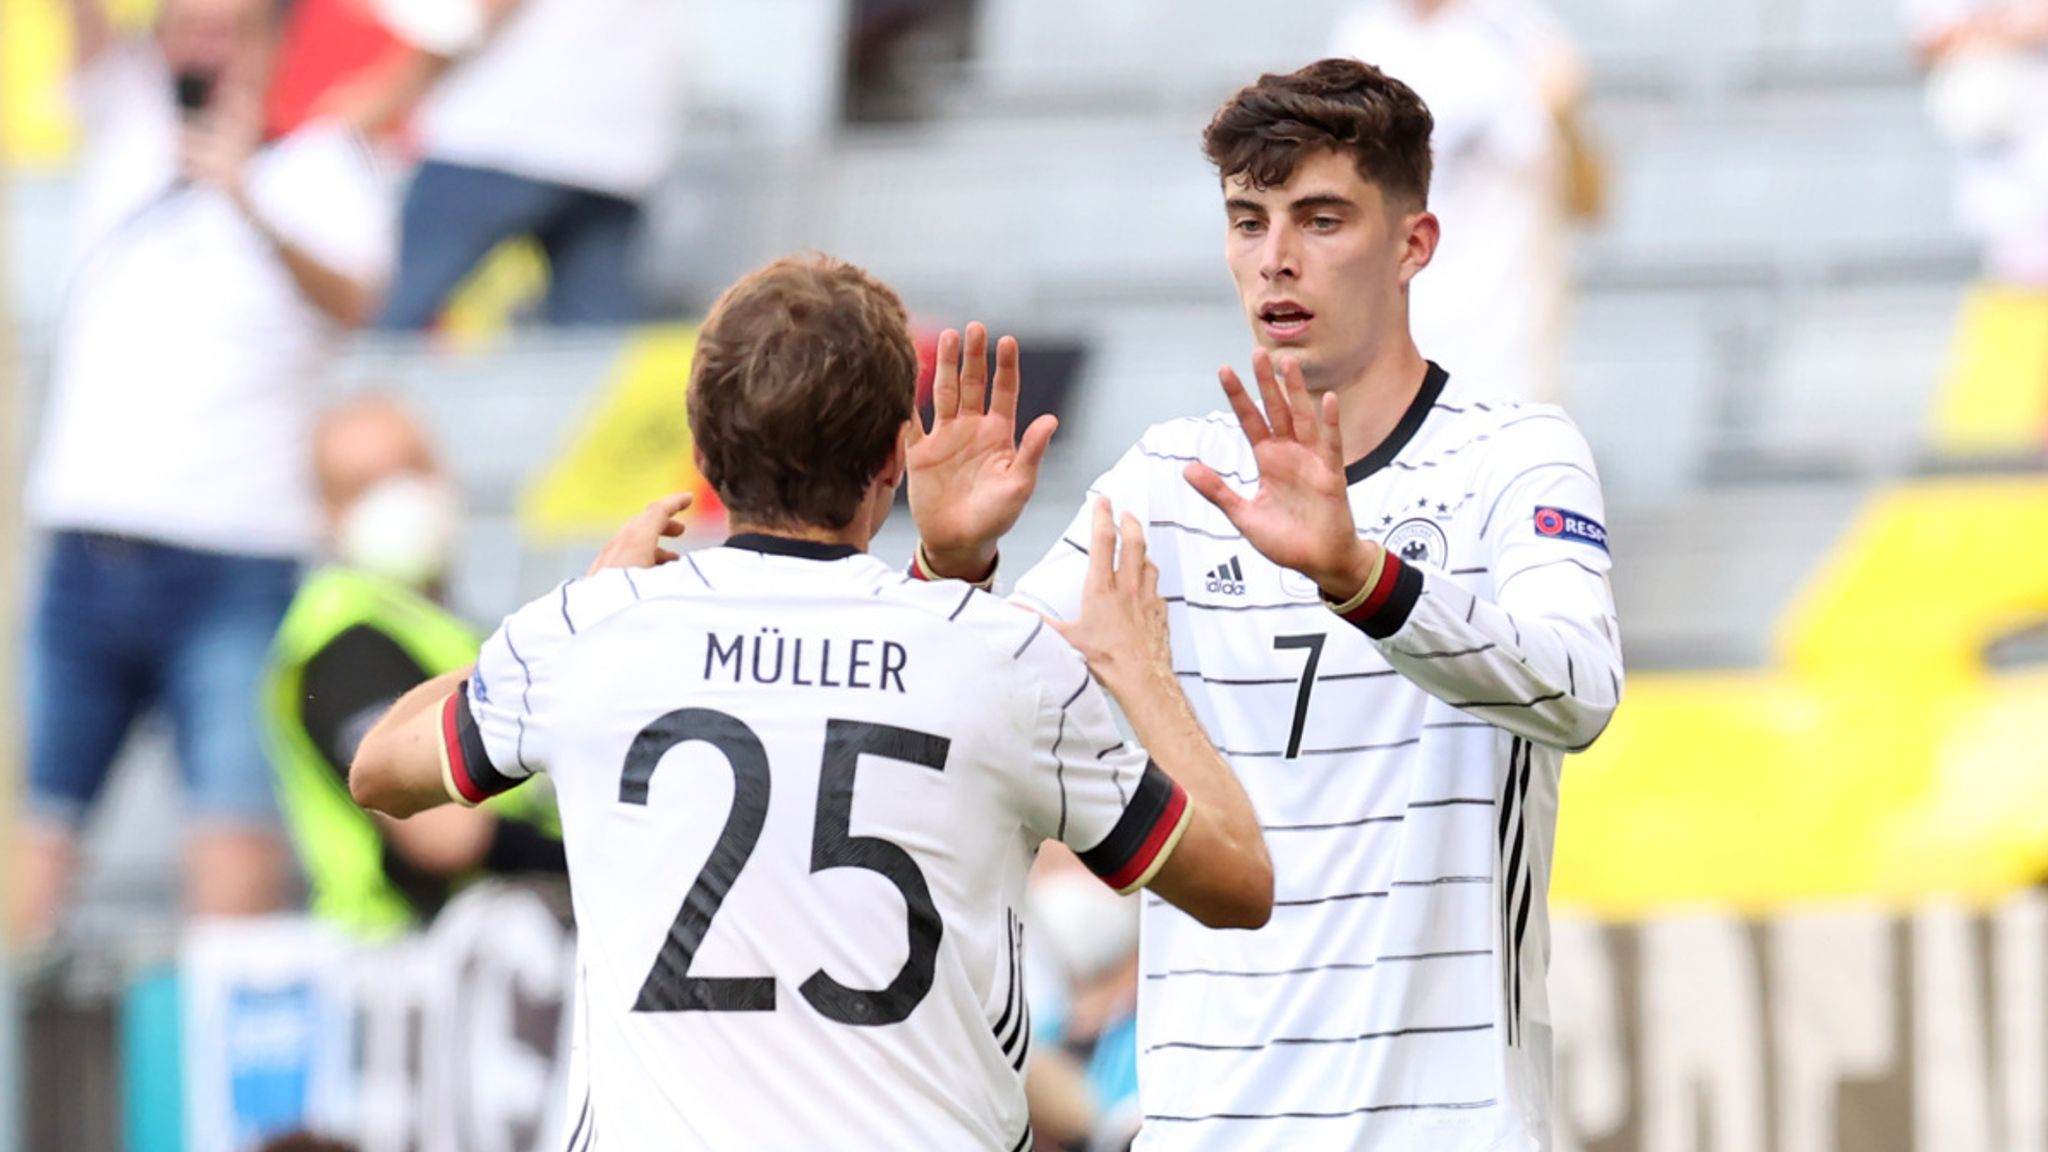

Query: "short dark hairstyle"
<box><xmin>688</xmin><ymin>255</ymin><xmax>919</xmax><ymax>530</ymax></box>
<box><xmin>1202</xmin><ymin>57</ymin><xmax>1435</xmax><ymax>207</ymax></box>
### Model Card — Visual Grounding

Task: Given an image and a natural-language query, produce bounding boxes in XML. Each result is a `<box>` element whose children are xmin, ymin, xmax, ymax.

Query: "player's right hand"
<box><xmin>905</xmin><ymin>323</ymin><xmax>1058</xmax><ymax>580</ymax></box>
<box><xmin>585</xmin><ymin>492</ymin><xmax>692</xmax><ymax>577</ymax></box>
<box><xmin>1045</xmin><ymin>499</ymin><xmax>1173</xmax><ymax>699</ymax></box>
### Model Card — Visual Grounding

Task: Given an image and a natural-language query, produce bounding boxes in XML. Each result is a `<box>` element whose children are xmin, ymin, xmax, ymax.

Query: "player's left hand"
<box><xmin>905</xmin><ymin>323</ymin><xmax>1058</xmax><ymax>580</ymax></box>
<box><xmin>179</xmin><ymin>80</ymin><xmax>263</xmax><ymax>210</ymax></box>
<box><xmin>1185</xmin><ymin>349</ymin><xmax>1378</xmax><ymax>601</ymax></box>
<box><xmin>586</xmin><ymin>492</ymin><xmax>693</xmax><ymax>577</ymax></box>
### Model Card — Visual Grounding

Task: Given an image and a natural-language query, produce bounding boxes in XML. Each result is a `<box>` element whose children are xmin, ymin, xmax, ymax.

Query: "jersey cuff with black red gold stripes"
<box><xmin>1078</xmin><ymin>761</ymin><xmax>1193</xmax><ymax>895</ymax></box>
<box><xmin>440</xmin><ymin>684</ymin><xmax>523</xmax><ymax>807</ymax></box>
<box><xmin>908</xmin><ymin>542</ymin><xmax>997</xmax><ymax>591</ymax></box>
<box><xmin>1329</xmin><ymin>551</ymin><xmax>1425</xmax><ymax>640</ymax></box>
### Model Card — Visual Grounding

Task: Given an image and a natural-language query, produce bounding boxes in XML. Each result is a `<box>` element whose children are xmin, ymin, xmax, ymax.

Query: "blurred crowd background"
<box><xmin>2</xmin><ymin>0</ymin><xmax>2047</xmax><ymax>1149</ymax></box>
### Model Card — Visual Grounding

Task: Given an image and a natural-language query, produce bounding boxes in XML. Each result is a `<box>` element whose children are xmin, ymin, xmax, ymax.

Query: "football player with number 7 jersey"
<box><xmin>909</xmin><ymin>60</ymin><xmax>1626</xmax><ymax>1152</ymax></box>
<box><xmin>349</xmin><ymin>255</ymin><xmax>1273</xmax><ymax>1152</ymax></box>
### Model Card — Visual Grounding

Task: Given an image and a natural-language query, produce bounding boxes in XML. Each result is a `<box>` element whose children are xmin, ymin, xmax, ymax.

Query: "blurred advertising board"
<box><xmin>32</xmin><ymin>884</ymin><xmax>2048</xmax><ymax>1150</ymax></box>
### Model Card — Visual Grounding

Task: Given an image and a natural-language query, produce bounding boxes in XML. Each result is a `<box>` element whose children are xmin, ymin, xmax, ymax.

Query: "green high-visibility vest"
<box><xmin>265</xmin><ymin>566</ymin><xmax>558</xmax><ymax>938</ymax></box>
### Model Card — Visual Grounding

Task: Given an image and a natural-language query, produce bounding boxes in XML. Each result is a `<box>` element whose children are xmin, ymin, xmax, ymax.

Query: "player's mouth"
<box><xmin>1259</xmin><ymin>301</ymin><xmax>1314</xmax><ymax>342</ymax></box>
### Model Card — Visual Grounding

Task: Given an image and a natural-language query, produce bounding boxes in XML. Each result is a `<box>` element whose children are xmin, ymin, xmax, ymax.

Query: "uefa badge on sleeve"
<box><xmin>1533</xmin><ymin>506</ymin><xmax>1609</xmax><ymax>552</ymax></box>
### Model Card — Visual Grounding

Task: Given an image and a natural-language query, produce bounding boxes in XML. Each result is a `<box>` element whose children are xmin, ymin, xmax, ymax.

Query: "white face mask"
<box><xmin>1028</xmin><ymin>869</ymin><xmax>1141</xmax><ymax>986</ymax></box>
<box><xmin>335</xmin><ymin>474</ymin><xmax>459</xmax><ymax>589</ymax></box>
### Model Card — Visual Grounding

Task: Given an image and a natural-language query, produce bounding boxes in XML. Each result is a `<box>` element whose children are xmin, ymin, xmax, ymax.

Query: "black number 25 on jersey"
<box><xmin>618</xmin><ymin>708</ymin><xmax>950</xmax><ymax>1026</ymax></box>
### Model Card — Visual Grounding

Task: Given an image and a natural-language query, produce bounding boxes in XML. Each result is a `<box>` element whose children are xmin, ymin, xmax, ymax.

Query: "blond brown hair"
<box><xmin>688</xmin><ymin>256</ymin><xmax>919</xmax><ymax>529</ymax></box>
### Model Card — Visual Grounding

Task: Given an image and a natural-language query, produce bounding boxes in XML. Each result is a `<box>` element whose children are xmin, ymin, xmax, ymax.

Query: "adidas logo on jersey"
<box><xmin>1206</xmin><ymin>556</ymin><xmax>1246</xmax><ymax>596</ymax></box>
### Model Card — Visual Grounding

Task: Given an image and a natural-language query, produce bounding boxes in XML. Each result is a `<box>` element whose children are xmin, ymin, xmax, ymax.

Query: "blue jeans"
<box><xmin>26</xmin><ymin>532</ymin><xmax>299</xmax><ymax>829</ymax></box>
<box><xmin>377</xmin><ymin>160</ymin><xmax>647</xmax><ymax>330</ymax></box>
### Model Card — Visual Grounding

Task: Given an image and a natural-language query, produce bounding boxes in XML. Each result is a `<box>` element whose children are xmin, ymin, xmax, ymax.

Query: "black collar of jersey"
<box><xmin>1343</xmin><ymin>360</ymin><xmax>1449</xmax><ymax>486</ymax></box>
<box><xmin>723</xmin><ymin>533</ymin><xmax>863</xmax><ymax>562</ymax></box>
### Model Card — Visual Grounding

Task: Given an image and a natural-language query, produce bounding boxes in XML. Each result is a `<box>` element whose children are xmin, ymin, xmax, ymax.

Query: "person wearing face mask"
<box><xmin>263</xmin><ymin>396</ymin><xmax>564</xmax><ymax>938</ymax></box>
<box><xmin>12</xmin><ymin>0</ymin><xmax>393</xmax><ymax>954</ymax></box>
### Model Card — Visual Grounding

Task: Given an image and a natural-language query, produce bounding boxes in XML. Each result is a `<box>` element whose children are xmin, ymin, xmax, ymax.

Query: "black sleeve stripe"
<box><xmin>1077</xmin><ymin>761</ymin><xmax>1184</xmax><ymax>889</ymax></box>
<box><xmin>1360</xmin><ymin>559</ymin><xmax>1424</xmax><ymax>639</ymax></box>
<box><xmin>559</xmin><ymin>581</ymin><xmax>578</xmax><ymax>635</ymax></box>
<box><xmin>450</xmin><ymin>686</ymin><xmax>523</xmax><ymax>802</ymax></box>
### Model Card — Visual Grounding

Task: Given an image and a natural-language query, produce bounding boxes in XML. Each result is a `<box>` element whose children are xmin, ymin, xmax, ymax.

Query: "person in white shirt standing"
<box><xmin>348</xmin><ymin>255</ymin><xmax>1273</xmax><ymax>1150</ymax></box>
<box><xmin>908</xmin><ymin>59</ymin><xmax>1625</xmax><ymax>1150</ymax></box>
<box><xmin>1909</xmin><ymin>0</ymin><xmax>2048</xmax><ymax>287</ymax></box>
<box><xmin>1331</xmin><ymin>0</ymin><xmax>1603</xmax><ymax>405</ymax></box>
<box><xmin>361</xmin><ymin>0</ymin><xmax>690</xmax><ymax>329</ymax></box>
<box><xmin>11</xmin><ymin>0</ymin><xmax>392</xmax><ymax>953</ymax></box>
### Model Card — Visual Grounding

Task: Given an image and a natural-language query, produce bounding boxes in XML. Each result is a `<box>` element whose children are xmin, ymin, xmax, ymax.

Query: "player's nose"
<box><xmin>1259</xmin><ymin>225</ymin><xmax>1300</xmax><ymax>282</ymax></box>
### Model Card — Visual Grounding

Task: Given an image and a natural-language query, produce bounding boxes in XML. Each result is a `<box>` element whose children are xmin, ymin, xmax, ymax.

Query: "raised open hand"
<box><xmin>1043</xmin><ymin>499</ymin><xmax>1172</xmax><ymax>699</ymax></box>
<box><xmin>1183</xmin><ymin>349</ymin><xmax>1377</xmax><ymax>599</ymax></box>
<box><xmin>905</xmin><ymin>323</ymin><xmax>1058</xmax><ymax>579</ymax></box>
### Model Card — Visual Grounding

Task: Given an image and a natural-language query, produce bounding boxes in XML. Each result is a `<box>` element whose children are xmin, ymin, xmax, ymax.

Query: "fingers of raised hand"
<box><xmin>1252</xmin><ymin>347</ymin><xmax>1296</xmax><ymax>441</ymax></box>
<box><xmin>989</xmin><ymin>335</ymin><xmax>1022</xmax><ymax>422</ymax></box>
<box><xmin>1184</xmin><ymin>462</ymin><xmax>1249</xmax><ymax>522</ymax></box>
<box><xmin>1319</xmin><ymin>392</ymin><xmax>1344</xmax><ymax>471</ymax></box>
<box><xmin>933</xmin><ymin>328</ymin><xmax>962</xmax><ymax>420</ymax></box>
<box><xmin>1086</xmin><ymin>498</ymin><xmax>1117</xmax><ymax>590</ymax></box>
<box><xmin>960</xmin><ymin>323</ymin><xmax>991</xmax><ymax>415</ymax></box>
<box><xmin>1015</xmin><ymin>414</ymin><xmax>1058</xmax><ymax>477</ymax></box>
<box><xmin>1218</xmin><ymin>366</ymin><xmax>1270</xmax><ymax>446</ymax></box>
<box><xmin>1280</xmin><ymin>357</ymin><xmax>1320</xmax><ymax>448</ymax></box>
<box><xmin>644</xmin><ymin>491</ymin><xmax>693</xmax><ymax>525</ymax></box>
<box><xmin>1117</xmin><ymin>513</ymin><xmax>1148</xmax><ymax>592</ymax></box>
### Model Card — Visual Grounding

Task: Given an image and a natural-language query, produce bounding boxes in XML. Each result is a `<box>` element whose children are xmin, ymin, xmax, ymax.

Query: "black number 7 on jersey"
<box><xmin>619</xmin><ymin>709</ymin><xmax>951</xmax><ymax>1025</ymax></box>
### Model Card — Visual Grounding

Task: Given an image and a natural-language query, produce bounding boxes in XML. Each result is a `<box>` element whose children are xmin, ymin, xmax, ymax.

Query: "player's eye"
<box><xmin>1307</xmin><ymin>215</ymin><xmax>1342</xmax><ymax>232</ymax></box>
<box><xmin>1232</xmin><ymin>217</ymin><xmax>1266</xmax><ymax>236</ymax></box>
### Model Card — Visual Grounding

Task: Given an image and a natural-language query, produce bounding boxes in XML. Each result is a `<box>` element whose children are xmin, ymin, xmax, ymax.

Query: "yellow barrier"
<box><xmin>1556</xmin><ymin>475</ymin><xmax>2048</xmax><ymax>916</ymax></box>
<box><xmin>1931</xmin><ymin>285</ymin><xmax>2048</xmax><ymax>458</ymax></box>
<box><xmin>519</xmin><ymin>325</ymin><xmax>722</xmax><ymax>545</ymax></box>
<box><xmin>0</xmin><ymin>0</ymin><xmax>157</xmax><ymax>168</ymax></box>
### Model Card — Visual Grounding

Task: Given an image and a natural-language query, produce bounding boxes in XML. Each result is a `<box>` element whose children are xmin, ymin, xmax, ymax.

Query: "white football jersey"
<box><xmin>1012</xmin><ymin>363</ymin><xmax>1624</xmax><ymax>1152</ymax></box>
<box><xmin>441</xmin><ymin>536</ymin><xmax>1190</xmax><ymax>1151</ymax></box>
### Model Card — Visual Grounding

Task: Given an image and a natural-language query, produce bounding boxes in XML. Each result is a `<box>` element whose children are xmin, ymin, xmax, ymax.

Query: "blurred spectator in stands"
<box><xmin>340</xmin><ymin>0</ymin><xmax>689</xmax><ymax>329</ymax></box>
<box><xmin>1026</xmin><ymin>848</ymin><xmax>1142</xmax><ymax>1151</ymax></box>
<box><xmin>265</xmin><ymin>396</ymin><xmax>565</xmax><ymax>940</ymax></box>
<box><xmin>1332</xmin><ymin>0</ymin><xmax>1604</xmax><ymax>405</ymax></box>
<box><xmin>1911</xmin><ymin>0</ymin><xmax>2048</xmax><ymax>287</ymax></box>
<box><xmin>10</xmin><ymin>0</ymin><xmax>392</xmax><ymax>953</ymax></box>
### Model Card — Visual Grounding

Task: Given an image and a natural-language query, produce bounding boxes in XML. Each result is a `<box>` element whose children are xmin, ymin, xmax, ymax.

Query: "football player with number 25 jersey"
<box><xmin>909</xmin><ymin>59</ymin><xmax>1626</xmax><ymax>1152</ymax></box>
<box><xmin>350</xmin><ymin>256</ymin><xmax>1273</xmax><ymax>1151</ymax></box>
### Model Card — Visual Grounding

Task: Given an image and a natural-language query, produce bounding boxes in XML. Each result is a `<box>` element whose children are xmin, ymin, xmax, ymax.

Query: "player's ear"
<box><xmin>1397</xmin><ymin>207</ymin><xmax>1439</xmax><ymax>286</ymax></box>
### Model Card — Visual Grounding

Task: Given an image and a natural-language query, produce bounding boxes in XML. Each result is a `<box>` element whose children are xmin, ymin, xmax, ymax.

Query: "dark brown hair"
<box><xmin>688</xmin><ymin>255</ymin><xmax>919</xmax><ymax>530</ymax></box>
<box><xmin>1202</xmin><ymin>57</ymin><xmax>1435</xmax><ymax>207</ymax></box>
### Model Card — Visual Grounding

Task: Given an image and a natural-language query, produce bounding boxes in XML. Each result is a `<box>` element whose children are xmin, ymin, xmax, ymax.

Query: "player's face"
<box><xmin>1223</xmin><ymin>149</ymin><xmax>1433</xmax><ymax>392</ymax></box>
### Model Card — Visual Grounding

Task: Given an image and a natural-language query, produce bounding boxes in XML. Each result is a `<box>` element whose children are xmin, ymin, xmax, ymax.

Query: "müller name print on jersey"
<box><xmin>705</xmin><ymin>628</ymin><xmax>911</xmax><ymax>693</ymax></box>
